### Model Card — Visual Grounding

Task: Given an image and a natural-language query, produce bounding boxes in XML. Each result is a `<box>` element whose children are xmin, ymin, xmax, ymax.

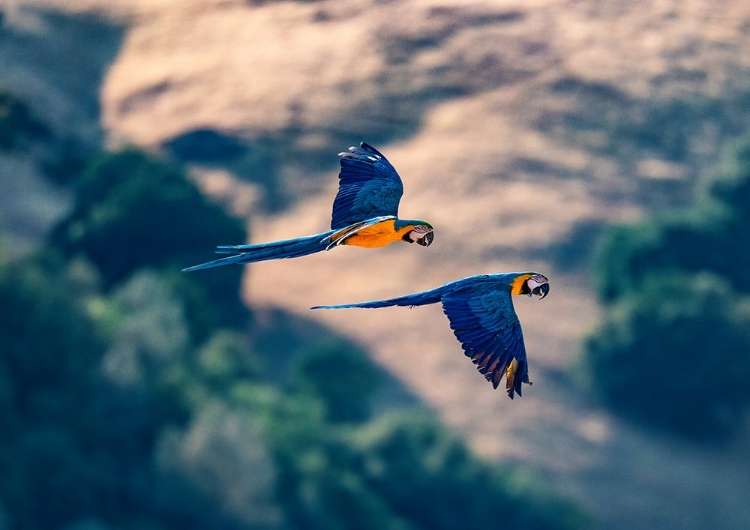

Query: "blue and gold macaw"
<box><xmin>182</xmin><ymin>142</ymin><xmax>434</xmax><ymax>272</ymax></box>
<box><xmin>312</xmin><ymin>272</ymin><xmax>549</xmax><ymax>398</ymax></box>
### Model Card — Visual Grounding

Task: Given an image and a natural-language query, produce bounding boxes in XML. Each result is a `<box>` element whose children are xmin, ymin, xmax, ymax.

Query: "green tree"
<box><xmin>251</xmin><ymin>374</ymin><xmax>587</xmax><ymax>530</ymax></box>
<box><xmin>0</xmin><ymin>254</ymin><xmax>251</xmax><ymax>530</ymax></box>
<box><xmin>0</xmin><ymin>91</ymin><xmax>50</xmax><ymax>150</ymax></box>
<box><xmin>0</xmin><ymin>256</ymin><xmax>104</xmax><ymax>530</ymax></box>
<box><xmin>596</xmin><ymin>137</ymin><xmax>750</xmax><ymax>303</ymax></box>
<box><xmin>154</xmin><ymin>402</ymin><xmax>282</xmax><ymax>529</ymax></box>
<box><xmin>352</xmin><ymin>413</ymin><xmax>588</xmax><ymax>530</ymax></box>
<box><xmin>292</xmin><ymin>341</ymin><xmax>383</xmax><ymax>424</ymax></box>
<box><xmin>586</xmin><ymin>273</ymin><xmax>750</xmax><ymax>439</ymax></box>
<box><xmin>587</xmin><ymin>135</ymin><xmax>750</xmax><ymax>440</ymax></box>
<box><xmin>0</xmin><ymin>255</ymin><xmax>102</xmax><ymax>428</ymax></box>
<box><xmin>49</xmin><ymin>149</ymin><xmax>249</xmax><ymax>339</ymax></box>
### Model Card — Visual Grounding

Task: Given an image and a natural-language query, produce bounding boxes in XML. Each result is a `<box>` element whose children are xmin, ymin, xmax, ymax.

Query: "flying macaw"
<box><xmin>312</xmin><ymin>272</ymin><xmax>550</xmax><ymax>399</ymax></box>
<box><xmin>182</xmin><ymin>142</ymin><xmax>434</xmax><ymax>272</ymax></box>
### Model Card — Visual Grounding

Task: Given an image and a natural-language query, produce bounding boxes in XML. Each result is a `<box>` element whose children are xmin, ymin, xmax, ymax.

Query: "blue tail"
<box><xmin>182</xmin><ymin>230</ymin><xmax>335</xmax><ymax>272</ymax></box>
<box><xmin>311</xmin><ymin>285</ymin><xmax>446</xmax><ymax>310</ymax></box>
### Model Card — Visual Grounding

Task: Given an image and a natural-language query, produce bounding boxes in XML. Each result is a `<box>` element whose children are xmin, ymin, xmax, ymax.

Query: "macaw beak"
<box><xmin>532</xmin><ymin>283</ymin><xmax>549</xmax><ymax>299</ymax></box>
<box><xmin>418</xmin><ymin>230</ymin><xmax>434</xmax><ymax>247</ymax></box>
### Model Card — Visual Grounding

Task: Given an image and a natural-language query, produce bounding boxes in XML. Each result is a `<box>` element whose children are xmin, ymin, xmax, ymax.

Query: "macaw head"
<box><xmin>403</xmin><ymin>221</ymin><xmax>434</xmax><ymax>247</ymax></box>
<box><xmin>526</xmin><ymin>274</ymin><xmax>549</xmax><ymax>299</ymax></box>
<box><xmin>511</xmin><ymin>273</ymin><xmax>550</xmax><ymax>299</ymax></box>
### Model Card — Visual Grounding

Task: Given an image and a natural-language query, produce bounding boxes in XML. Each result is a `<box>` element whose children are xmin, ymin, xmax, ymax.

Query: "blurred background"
<box><xmin>1</xmin><ymin>1</ymin><xmax>750</xmax><ymax>529</ymax></box>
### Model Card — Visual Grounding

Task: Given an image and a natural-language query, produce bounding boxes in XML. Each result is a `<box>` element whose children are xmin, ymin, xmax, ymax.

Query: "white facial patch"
<box><xmin>410</xmin><ymin>225</ymin><xmax>433</xmax><ymax>244</ymax></box>
<box><xmin>527</xmin><ymin>274</ymin><xmax>548</xmax><ymax>291</ymax></box>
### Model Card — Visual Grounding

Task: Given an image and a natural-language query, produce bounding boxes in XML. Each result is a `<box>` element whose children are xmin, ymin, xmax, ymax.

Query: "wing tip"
<box><xmin>475</xmin><ymin>358</ymin><xmax>529</xmax><ymax>399</ymax></box>
<box><xmin>338</xmin><ymin>141</ymin><xmax>384</xmax><ymax>160</ymax></box>
<box><xmin>504</xmin><ymin>359</ymin><xmax>530</xmax><ymax>399</ymax></box>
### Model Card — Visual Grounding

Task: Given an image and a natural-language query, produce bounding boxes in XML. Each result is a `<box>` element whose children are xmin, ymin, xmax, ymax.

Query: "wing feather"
<box><xmin>441</xmin><ymin>285</ymin><xmax>529</xmax><ymax>398</ymax></box>
<box><xmin>330</xmin><ymin>142</ymin><xmax>404</xmax><ymax>229</ymax></box>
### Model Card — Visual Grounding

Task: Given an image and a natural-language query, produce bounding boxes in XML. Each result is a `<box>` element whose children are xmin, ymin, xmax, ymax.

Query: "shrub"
<box><xmin>586</xmin><ymin>272</ymin><xmax>750</xmax><ymax>440</ymax></box>
<box><xmin>49</xmin><ymin>149</ymin><xmax>249</xmax><ymax>338</ymax></box>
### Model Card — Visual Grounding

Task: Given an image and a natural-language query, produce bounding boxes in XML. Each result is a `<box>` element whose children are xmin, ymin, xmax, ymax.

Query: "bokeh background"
<box><xmin>1</xmin><ymin>1</ymin><xmax>750</xmax><ymax>529</ymax></box>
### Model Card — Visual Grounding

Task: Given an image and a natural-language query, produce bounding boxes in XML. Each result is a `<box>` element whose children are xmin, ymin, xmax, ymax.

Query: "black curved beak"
<box><xmin>532</xmin><ymin>283</ymin><xmax>549</xmax><ymax>299</ymax></box>
<box><xmin>418</xmin><ymin>230</ymin><xmax>434</xmax><ymax>247</ymax></box>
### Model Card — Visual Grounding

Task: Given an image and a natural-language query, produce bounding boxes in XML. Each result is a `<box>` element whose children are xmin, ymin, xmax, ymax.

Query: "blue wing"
<box><xmin>330</xmin><ymin>142</ymin><xmax>404</xmax><ymax>230</ymax></box>
<box><xmin>441</xmin><ymin>284</ymin><xmax>530</xmax><ymax>398</ymax></box>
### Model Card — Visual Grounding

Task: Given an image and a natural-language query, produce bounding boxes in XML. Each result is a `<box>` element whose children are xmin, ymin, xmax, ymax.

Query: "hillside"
<box><xmin>4</xmin><ymin>1</ymin><xmax>750</xmax><ymax>528</ymax></box>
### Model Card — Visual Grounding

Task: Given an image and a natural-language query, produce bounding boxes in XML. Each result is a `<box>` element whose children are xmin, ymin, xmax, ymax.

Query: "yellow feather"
<box><xmin>341</xmin><ymin>219</ymin><xmax>413</xmax><ymax>248</ymax></box>
<box><xmin>506</xmin><ymin>358</ymin><xmax>518</xmax><ymax>394</ymax></box>
<box><xmin>510</xmin><ymin>274</ymin><xmax>533</xmax><ymax>296</ymax></box>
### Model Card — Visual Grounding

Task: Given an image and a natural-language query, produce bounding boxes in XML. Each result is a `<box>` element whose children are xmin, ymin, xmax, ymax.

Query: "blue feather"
<box><xmin>330</xmin><ymin>142</ymin><xmax>404</xmax><ymax>229</ymax></box>
<box><xmin>311</xmin><ymin>271</ymin><xmax>546</xmax><ymax>399</ymax></box>
<box><xmin>312</xmin><ymin>285</ymin><xmax>446</xmax><ymax>310</ymax></box>
<box><xmin>182</xmin><ymin>230</ymin><xmax>334</xmax><ymax>272</ymax></box>
<box><xmin>184</xmin><ymin>142</ymin><xmax>431</xmax><ymax>272</ymax></box>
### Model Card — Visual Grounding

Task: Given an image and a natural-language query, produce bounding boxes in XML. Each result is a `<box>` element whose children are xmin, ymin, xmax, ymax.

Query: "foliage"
<box><xmin>196</xmin><ymin>330</ymin><xmax>260</xmax><ymax>391</ymax></box>
<box><xmin>0</xmin><ymin>258</ymin><xmax>104</xmax><ymax>528</ymax></box>
<box><xmin>155</xmin><ymin>402</ymin><xmax>282</xmax><ymax>529</ymax></box>
<box><xmin>0</xmin><ymin>91</ymin><xmax>51</xmax><ymax>150</ymax></box>
<box><xmin>351</xmin><ymin>413</ymin><xmax>588</xmax><ymax>530</ymax></box>
<box><xmin>587</xmin><ymin>273</ymin><xmax>750</xmax><ymax>439</ymax></box>
<box><xmin>256</xmin><ymin>397</ymin><xmax>588</xmax><ymax>530</ymax></box>
<box><xmin>49</xmin><ymin>149</ymin><xmax>249</xmax><ymax>339</ymax></box>
<box><xmin>0</xmin><ymin>254</ymin><xmax>102</xmax><ymax>430</ymax></box>
<box><xmin>291</xmin><ymin>341</ymin><xmax>383</xmax><ymax>424</ymax></box>
<box><xmin>51</xmin><ymin>149</ymin><xmax>239</xmax><ymax>283</ymax></box>
<box><xmin>595</xmin><ymin>137</ymin><xmax>750</xmax><ymax>301</ymax></box>
<box><xmin>594</xmin><ymin>208</ymin><xmax>734</xmax><ymax>303</ymax></box>
<box><xmin>41</xmin><ymin>136</ymin><xmax>97</xmax><ymax>186</ymax></box>
<box><xmin>587</xmin><ymin>135</ymin><xmax>750</xmax><ymax>440</ymax></box>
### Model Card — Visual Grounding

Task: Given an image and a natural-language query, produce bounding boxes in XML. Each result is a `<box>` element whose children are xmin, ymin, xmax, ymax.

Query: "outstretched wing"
<box><xmin>331</xmin><ymin>142</ymin><xmax>404</xmax><ymax>229</ymax></box>
<box><xmin>441</xmin><ymin>285</ymin><xmax>530</xmax><ymax>398</ymax></box>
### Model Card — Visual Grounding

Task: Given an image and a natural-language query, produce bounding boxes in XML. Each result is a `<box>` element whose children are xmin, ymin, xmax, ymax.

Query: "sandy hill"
<box><xmin>5</xmin><ymin>1</ymin><xmax>750</xmax><ymax>528</ymax></box>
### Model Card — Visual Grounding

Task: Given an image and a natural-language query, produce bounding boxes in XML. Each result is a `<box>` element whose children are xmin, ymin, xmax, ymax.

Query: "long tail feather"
<box><xmin>311</xmin><ymin>285</ymin><xmax>445</xmax><ymax>310</ymax></box>
<box><xmin>182</xmin><ymin>230</ymin><xmax>334</xmax><ymax>272</ymax></box>
<box><xmin>181</xmin><ymin>253</ymin><xmax>260</xmax><ymax>272</ymax></box>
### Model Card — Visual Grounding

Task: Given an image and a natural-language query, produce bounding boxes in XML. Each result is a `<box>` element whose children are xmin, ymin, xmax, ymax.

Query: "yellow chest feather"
<box><xmin>340</xmin><ymin>219</ymin><xmax>412</xmax><ymax>248</ymax></box>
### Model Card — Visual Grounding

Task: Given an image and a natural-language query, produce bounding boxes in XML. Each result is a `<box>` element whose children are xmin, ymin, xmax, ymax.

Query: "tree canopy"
<box><xmin>586</xmin><ymin>135</ymin><xmax>750</xmax><ymax>441</ymax></box>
